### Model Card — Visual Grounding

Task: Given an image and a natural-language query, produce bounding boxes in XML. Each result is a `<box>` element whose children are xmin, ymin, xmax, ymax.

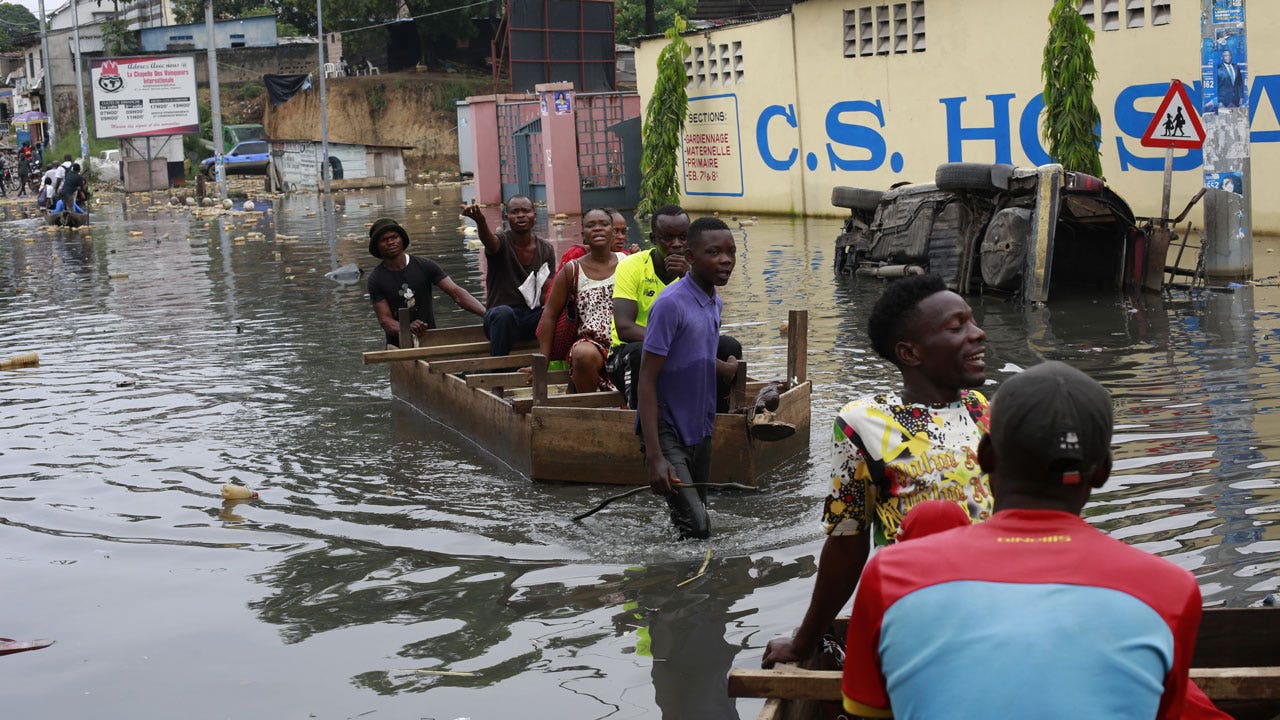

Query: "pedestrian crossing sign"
<box><xmin>1141</xmin><ymin>80</ymin><xmax>1206</xmax><ymax>149</ymax></box>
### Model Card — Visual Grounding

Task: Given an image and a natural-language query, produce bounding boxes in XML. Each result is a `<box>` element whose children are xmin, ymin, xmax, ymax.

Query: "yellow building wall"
<box><xmin>635</xmin><ymin>16</ymin><xmax>805</xmax><ymax>214</ymax></box>
<box><xmin>636</xmin><ymin>0</ymin><xmax>1280</xmax><ymax>231</ymax></box>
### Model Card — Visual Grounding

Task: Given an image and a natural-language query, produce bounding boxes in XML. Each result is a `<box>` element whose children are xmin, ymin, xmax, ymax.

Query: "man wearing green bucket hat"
<box><xmin>367</xmin><ymin>217</ymin><xmax>485</xmax><ymax>347</ymax></box>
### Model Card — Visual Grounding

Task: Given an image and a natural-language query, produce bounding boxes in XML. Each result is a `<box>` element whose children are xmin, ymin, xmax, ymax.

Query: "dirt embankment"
<box><xmin>264</xmin><ymin>73</ymin><xmax>484</xmax><ymax>175</ymax></box>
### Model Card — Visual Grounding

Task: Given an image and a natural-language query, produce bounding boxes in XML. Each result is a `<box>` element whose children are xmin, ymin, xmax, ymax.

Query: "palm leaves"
<box><xmin>1042</xmin><ymin>0</ymin><xmax>1104</xmax><ymax>177</ymax></box>
<box><xmin>638</xmin><ymin>16</ymin><xmax>690</xmax><ymax>218</ymax></box>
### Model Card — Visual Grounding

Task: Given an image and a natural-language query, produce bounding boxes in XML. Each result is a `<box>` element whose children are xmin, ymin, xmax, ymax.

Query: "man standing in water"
<box><xmin>763</xmin><ymin>274</ymin><xmax>991</xmax><ymax>666</ymax></box>
<box><xmin>841</xmin><ymin>362</ymin><xmax>1202</xmax><ymax>720</ymax></box>
<box><xmin>609</xmin><ymin>205</ymin><xmax>741</xmax><ymax>410</ymax></box>
<box><xmin>366</xmin><ymin>218</ymin><xmax>485</xmax><ymax>347</ymax></box>
<box><xmin>463</xmin><ymin>195</ymin><xmax>557</xmax><ymax>356</ymax></box>
<box><xmin>638</xmin><ymin>217</ymin><xmax>739</xmax><ymax>539</ymax></box>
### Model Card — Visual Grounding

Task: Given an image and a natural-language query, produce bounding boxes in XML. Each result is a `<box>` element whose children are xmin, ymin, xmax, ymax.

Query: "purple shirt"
<box><xmin>641</xmin><ymin>275</ymin><xmax>722</xmax><ymax>446</ymax></box>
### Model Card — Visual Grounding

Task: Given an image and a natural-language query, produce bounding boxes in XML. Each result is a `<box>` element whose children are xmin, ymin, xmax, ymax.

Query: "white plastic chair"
<box><xmin>323</xmin><ymin>62</ymin><xmax>340</xmax><ymax>78</ymax></box>
<box><xmin>365</xmin><ymin>60</ymin><xmax>380</xmax><ymax>75</ymax></box>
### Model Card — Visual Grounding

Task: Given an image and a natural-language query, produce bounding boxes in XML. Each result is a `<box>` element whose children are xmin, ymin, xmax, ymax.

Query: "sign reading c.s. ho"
<box><xmin>682</xmin><ymin>94</ymin><xmax>744</xmax><ymax>197</ymax></box>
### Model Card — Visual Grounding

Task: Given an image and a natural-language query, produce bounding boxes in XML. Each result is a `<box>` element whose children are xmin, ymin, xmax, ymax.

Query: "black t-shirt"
<box><xmin>59</xmin><ymin>170</ymin><xmax>84</xmax><ymax>199</ymax></box>
<box><xmin>367</xmin><ymin>254</ymin><xmax>447</xmax><ymax>345</ymax></box>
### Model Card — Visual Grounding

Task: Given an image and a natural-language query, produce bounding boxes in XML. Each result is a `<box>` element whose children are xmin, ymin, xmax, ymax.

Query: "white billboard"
<box><xmin>91</xmin><ymin>56</ymin><xmax>200</xmax><ymax>139</ymax></box>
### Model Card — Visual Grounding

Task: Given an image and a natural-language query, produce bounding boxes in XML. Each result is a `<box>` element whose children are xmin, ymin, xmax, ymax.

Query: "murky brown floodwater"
<box><xmin>1</xmin><ymin>185</ymin><xmax>1277</xmax><ymax>719</ymax></box>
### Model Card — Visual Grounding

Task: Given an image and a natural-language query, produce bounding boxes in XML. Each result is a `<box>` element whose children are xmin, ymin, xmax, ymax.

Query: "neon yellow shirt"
<box><xmin>609</xmin><ymin>248</ymin><xmax>675</xmax><ymax>348</ymax></box>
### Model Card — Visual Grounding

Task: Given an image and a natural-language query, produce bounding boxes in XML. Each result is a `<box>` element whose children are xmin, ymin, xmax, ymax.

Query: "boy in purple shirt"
<box><xmin>638</xmin><ymin>216</ymin><xmax>739</xmax><ymax>539</ymax></box>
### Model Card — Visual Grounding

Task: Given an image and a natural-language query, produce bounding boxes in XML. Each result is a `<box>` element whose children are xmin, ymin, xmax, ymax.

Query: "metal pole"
<box><xmin>37</xmin><ymin>0</ymin><xmax>55</xmax><ymax>150</ymax></box>
<box><xmin>205</xmin><ymin>0</ymin><xmax>226</xmax><ymax>200</ymax></box>
<box><xmin>317</xmin><ymin>0</ymin><xmax>330</xmax><ymax>195</ymax></box>
<box><xmin>70</xmin><ymin>1</ymin><xmax>88</xmax><ymax>164</ymax></box>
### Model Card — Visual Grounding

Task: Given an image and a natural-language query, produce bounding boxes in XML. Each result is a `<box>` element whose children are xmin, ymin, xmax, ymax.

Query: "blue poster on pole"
<box><xmin>1206</xmin><ymin>172</ymin><xmax>1243</xmax><ymax>195</ymax></box>
<box><xmin>1213</xmin><ymin>0</ymin><xmax>1244</xmax><ymax>24</ymax></box>
<box><xmin>1202</xmin><ymin>29</ymin><xmax>1248</xmax><ymax>113</ymax></box>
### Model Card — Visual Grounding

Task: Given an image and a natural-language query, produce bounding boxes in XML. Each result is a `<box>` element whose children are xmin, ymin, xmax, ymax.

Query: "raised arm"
<box><xmin>437</xmin><ymin>276</ymin><xmax>485</xmax><ymax>317</ymax></box>
<box><xmin>462</xmin><ymin>203</ymin><xmax>501</xmax><ymax>253</ymax></box>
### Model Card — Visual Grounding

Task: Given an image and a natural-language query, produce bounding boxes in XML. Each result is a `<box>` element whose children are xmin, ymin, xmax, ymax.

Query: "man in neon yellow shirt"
<box><xmin>607</xmin><ymin>204</ymin><xmax>741</xmax><ymax>409</ymax></box>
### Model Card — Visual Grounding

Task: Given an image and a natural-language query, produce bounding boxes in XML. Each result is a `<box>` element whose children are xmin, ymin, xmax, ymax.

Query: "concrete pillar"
<box><xmin>468</xmin><ymin>95</ymin><xmax>502</xmax><ymax>205</ymax></box>
<box><xmin>535</xmin><ymin>82</ymin><xmax>581</xmax><ymax>217</ymax></box>
<box><xmin>1200</xmin><ymin>0</ymin><xmax>1252</xmax><ymax>282</ymax></box>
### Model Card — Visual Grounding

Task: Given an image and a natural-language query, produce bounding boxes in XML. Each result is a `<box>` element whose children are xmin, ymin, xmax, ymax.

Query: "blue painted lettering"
<box><xmin>939</xmin><ymin>94</ymin><xmax>1016</xmax><ymax>163</ymax></box>
<box><xmin>824</xmin><ymin>99</ymin><xmax>888</xmax><ymax>172</ymax></box>
<box><xmin>756</xmin><ymin>104</ymin><xmax>799</xmax><ymax>171</ymax></box>
<box><xmin>1250</xmin><ymin>75</ymin><xmax>1280</xmax><ymax>144</ymax></box>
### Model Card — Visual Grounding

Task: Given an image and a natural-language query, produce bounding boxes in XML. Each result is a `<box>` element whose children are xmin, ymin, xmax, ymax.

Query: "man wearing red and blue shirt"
<box><xmin>842</xmin><ymin>362</ymin><xmax>1202</xmax><ymax>720</ymax></box>
<box><xmin>638</xmin><ymin>216</ymin><xmax>738</xmax><ymax>539</ymax></box>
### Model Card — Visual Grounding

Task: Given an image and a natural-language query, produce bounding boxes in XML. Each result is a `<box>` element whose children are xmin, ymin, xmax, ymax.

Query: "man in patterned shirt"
<box><xmin>763</xmin><ymin>273</ymin><xmax>991</xmax><ymax>668</ymax></box>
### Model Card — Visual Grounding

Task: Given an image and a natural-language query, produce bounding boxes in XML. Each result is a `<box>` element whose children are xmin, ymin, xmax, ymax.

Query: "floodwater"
<box><xmin>2</xmin><ymin>184</ymin><xmax>1278</xmax><ymax>719</ymax></box>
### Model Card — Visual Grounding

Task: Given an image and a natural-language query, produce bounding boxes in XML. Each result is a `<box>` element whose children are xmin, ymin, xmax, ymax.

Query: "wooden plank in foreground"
<box><xmin>727</xmin><ymin>666</ymin><xmax>1280</xmax><ymax>703</ymax></box>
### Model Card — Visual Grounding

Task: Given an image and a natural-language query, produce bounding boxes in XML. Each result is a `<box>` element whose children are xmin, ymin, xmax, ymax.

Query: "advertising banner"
<box><xmin>91</xmin><ymin>56</ymin><xmax>199</xmax><ymax>139</ymax></box>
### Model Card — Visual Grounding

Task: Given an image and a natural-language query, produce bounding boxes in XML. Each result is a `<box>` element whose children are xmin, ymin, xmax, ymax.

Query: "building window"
<box><xmin>1126</xmin><ymin>0</ymin><xmax>1144</xmax><ymax>28</ymax></box>
<box><xmin>844</xmin><ymin>1</ymin><xmax>924</xmax><ymax>58</ymax></box>
<box><xmin>1101</xmin><ymin>0</ymin><xmax>1120</xmax><ymax>31</ymax></box>
<box><xmin>1151</xmin><ymin>0</ymin><xmax>1170</xmax><ymax>25</ymax></box>
<box><xmin>685</xmin><ymin>40</ymin><xmax>743</xmax><ymax>89</ymax></box>
<box><xmin>1080</xmin><ymin>0</ymin><xmax>1096</xmax><ymax>29</ymax></box>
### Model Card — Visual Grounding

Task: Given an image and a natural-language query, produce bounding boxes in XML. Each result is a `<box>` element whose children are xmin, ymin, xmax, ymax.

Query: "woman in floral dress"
<box><xmin>538</xmin><ymin>208</ymin><xmax>625</xmax><ymax>393</ymax></box>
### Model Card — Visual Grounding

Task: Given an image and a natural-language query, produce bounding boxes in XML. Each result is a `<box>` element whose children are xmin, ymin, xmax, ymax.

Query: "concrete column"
<box><xmin>536</xmin><ymin>82</ymin><xmax>581</xmax><ymax>217</ymax></box>
<box><xmin>468</xmin><ymin>95</ymin><xmax>502</xmax><ymax>205</ymax></box>
<box><xmin>1200</xmin><ymin>0</ymin><xmax>1252</xmax><ymax>282</ymax></box>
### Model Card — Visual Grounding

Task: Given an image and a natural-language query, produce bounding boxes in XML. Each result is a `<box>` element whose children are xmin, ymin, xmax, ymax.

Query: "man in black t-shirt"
<box><xmin>366</xmin><ymin>218</ymin><xmax>485</xmax><ymax>346</ymax></box>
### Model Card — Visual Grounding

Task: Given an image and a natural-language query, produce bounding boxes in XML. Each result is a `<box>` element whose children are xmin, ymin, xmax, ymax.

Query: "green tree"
<box><xmin>1041</xmin><ymin>0</ymin><xmax>1103</xmax><ymax>176</ymax></box>
<box><xmin>637</xmin><ymin>15</ymin><xmax>689</xmax><ymax>218</ymax></box>
<box><xmin>0</xmin><ymin>3</ymin><xmax>38</xmax><ymax>53</ymax></box>
<box><xmin>614</xmin><ymin>0</ymin><xmax>696</xmax><ymax>46</ymax></box>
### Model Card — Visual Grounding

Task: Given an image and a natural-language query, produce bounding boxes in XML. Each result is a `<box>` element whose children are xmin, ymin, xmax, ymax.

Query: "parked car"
<box><xmin>222</xmin><ymin>124</ymin><xmax>264</xmax><ymax>153</ymax></box>
<box><xmin>200</xmin><ymin>140</ymin><xmax>270</xmax><ymax>179</ymax></box>
<box><xmin>832</xmin><ymin>163</ymin><xmax>1148</xmax><ymax>302</ymax></box>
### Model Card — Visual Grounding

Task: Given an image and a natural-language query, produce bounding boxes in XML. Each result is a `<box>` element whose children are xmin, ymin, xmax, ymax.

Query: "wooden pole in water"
<box><xmin>787</xmin><ymin>309</ymin><xmax>808</xmax><ymax>385</ymax></box>
<box><xmin>205</xmin><ymin>0</ymin><xmax>226</xmax><ymax>201</ymax></box>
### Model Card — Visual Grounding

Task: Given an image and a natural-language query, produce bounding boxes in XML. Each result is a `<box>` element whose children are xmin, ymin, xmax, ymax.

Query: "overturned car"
<box><xmin>832</xmin><ymin>163</ymin><xmax>1149</xmax><ymax>302</ymax></box>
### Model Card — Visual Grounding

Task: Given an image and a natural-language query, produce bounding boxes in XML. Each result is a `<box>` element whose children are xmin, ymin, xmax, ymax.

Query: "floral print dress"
<box><xmin>568</xmin><ymin>254</ymin><xmax>623</xmax><ymax>391</ymax></box>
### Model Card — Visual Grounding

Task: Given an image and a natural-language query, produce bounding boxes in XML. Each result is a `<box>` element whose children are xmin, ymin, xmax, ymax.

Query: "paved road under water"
<box><xmin>1</xmin><ymin>185</ymin><xmax>1278</xmax><ymax>719</ymax></box>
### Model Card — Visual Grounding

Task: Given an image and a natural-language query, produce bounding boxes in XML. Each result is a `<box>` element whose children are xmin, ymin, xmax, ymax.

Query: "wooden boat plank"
<box><xmin>466</xmin><ymin>369</ymin><xmax>570</xmax><ymax>390</ymax></box>
<box><xmin>728</xmin><ymin>666</ymin><xmax>1280</xmax><ymax>702</ymax></box>
<box><xmin>427</xmin><ymin>353</ymin><xmax>538</xmax><ymax>375</ymax></box>
<box><xmin>511</xmin><ymin>390</ymin><xmax>624</xmax><ymax>414</ymax></box>
<box><xmin>364</xmin><ymin>341</ymin><xmax>492</xmax><ymax>364</ymax></box>
<box><xmin>529</xmin><ymin>406</ymin><xmax>647</xmax><ymax>485</ymax></box>
<box><xmin>391</xmin><ymin>357</ymin><xmax>533</xmax><ymax>476</ymax></box>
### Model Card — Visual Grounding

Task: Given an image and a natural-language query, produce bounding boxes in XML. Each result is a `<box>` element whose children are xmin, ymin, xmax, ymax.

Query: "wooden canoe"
<box><xmin>364</xmin><ymin>310</ymin><xmax>812</xmax><ymax>486</ymax></box>
<box><xmin>44</xmin><ymin>210</ymin><xmax>88</xmax><ymax>227</ymax></box>
<box><xmin>730</xmin><ymin>607</ymin><xmax>1280</xmax><ymax>720</ymax></box>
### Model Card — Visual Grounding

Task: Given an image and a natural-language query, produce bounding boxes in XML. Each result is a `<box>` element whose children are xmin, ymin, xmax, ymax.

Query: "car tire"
<box><xmin>935</xmin><ymin>163</ymin><xmax>1015</xmax><ymax>193</ymax></box>
<box><xmin>831</xmin><ymin>186</ymin><xmax>883</xmax><ymax>211</ymax></box>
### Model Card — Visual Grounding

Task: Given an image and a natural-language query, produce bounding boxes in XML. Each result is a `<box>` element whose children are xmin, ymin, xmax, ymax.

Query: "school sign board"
<box><xmin>90</xmin><ymin>56</ymin><xmax>199</xmax><ymax>139</ymax></box>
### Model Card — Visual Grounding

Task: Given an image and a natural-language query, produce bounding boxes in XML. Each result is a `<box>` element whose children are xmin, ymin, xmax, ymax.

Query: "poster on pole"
<box><xmin>90</xmin><ymin>56</ymin><xmax>200</xmax><ymax>138</ymax></box>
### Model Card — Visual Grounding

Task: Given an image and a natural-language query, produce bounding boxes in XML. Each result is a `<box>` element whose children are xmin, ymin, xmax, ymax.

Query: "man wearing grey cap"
<box><xmin>367</xmin><ymin>218</ymin><xmax>485</xmax><ymax>347</ymax></box>
<box><xmin>840</xmin><ymin>361</ymin><xmax>1203</xmax><ymax>720</ymax></box>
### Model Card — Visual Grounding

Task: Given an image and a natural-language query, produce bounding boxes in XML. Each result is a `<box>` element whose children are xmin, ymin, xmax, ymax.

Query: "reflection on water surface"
<box><xmin>0</xmin><ymin>188</ymin><xmax>1276</xmax><ymax>718</ymax></box>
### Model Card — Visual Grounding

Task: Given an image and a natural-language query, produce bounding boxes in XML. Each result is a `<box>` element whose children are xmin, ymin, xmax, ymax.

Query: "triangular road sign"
<box><xmin>1141</xmin><ymin>80</ymin><xmax>1206</xmax><ymax>149</ymax></box>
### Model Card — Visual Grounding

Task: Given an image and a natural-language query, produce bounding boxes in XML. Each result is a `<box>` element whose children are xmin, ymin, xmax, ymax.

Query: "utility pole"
<box><xmin>205</xmin><ymin>0</ymin><xmax>226</xmax><ymax>200</ymax></box>
<box><xmin>1200</xmin><ymin>0</ymin><xmax>1251</xmax><ymax>282</ymax></box>
<box><xmin>70</xmin><ymin>0</ymin><xmax>89</xmax><ymax>163</ymax></box>
<box><xmin>317</xmin><ymin>0</ymin><xmax>330</xmax><ymax>195</ymax></box>
<box><xmin>37</xmin><ymin>0</ymin><xmax>55</xmax><ymax>149</ymax></box>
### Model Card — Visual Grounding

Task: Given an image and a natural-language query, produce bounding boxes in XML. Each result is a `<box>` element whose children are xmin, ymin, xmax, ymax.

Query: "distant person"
<box><xmin>50</xmin><ymin>194</ymin><xmax>85</xmax><ymax>215</ymax></box>
<box><xmin>763</xmin><ymin>274</ymin><xmax>991</xmax><ymax>669</ymax></box>
<box><xmin>58</xmin><ymin>162</ymin><xmax>85</xmax><ymax>211</ymax></box>
<box><xmin>340</xmin><ymin>56</ymin><xmax>351</xmax><ymax>76</ymax></box>
<box><xmin>638</xmin><ymin>216</ymin><xmax>739</xmax><ymax>539</ymax></box>
<box><xmin>36</xmin><ymin>176</ymin><xmax>54</xmax><ymax>211</ymax></box>
<box><xmin>366</xmin><ymin>218</ymin><xmax>485</xmax><ymax>347</ymax></box>
<box><xmin>463</xmin><ymin>195</ymin><xmax>556</xmax><ymax>356</ymax></box>
<box><xmin>1216</xmin><ymin>48</ymin><xmax>1245</xmax><ymax>108</ymax></box>
<box><xmin>608</xmin><ymin>205</ymin><xmax>741</xmax><ymax>410</ymax></box>
<box><xmin>840</xmin><ymin>361</ymin><xmax>1203</xmax><ymax>720</ymax></box>
<box><xmin>0</xmin><ymin>152</ymin><xmax>8</xmax><ymax>198</ymax></box>
<box><xmin>52</xmin><ymin>154</ymin><xmax>71</xmax><ymax>196</ymax></box>
<box><xmin>610</xmin><ymin>209</ymin><xmax>641</xmax><ymax>254</ymax></box>
<box><xmin>537</xmin><ymin>208</ymin><xmax>623</xmax><ymax>393</ymax></box>
<box><xmin>16</xmin><ymin>148</ymin><xmax>30</xmax><ymax>197</ymax></box>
